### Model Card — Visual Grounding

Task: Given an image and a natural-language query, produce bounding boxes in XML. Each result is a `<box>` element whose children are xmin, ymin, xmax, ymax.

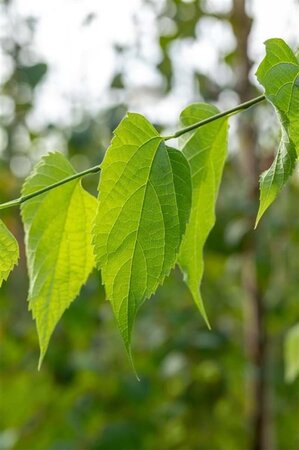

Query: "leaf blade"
<box><xmin>255</xmin><ymin>38</ymin><xmax>299</xmax><ymax>226</ymax></box>
<box><xmin>93</xmin><ymin>113</ymin><xmax>191</xmax><ymax>359</ymax></box>
<box><xmin>178</xmin><ymin>103</ymin><xmax>228</xmax><ymax>324</ymax></box>
<box><xmin>21</xmin><ymin>152</ymin><xmax>97</xmax><ymax>367</ymax></box>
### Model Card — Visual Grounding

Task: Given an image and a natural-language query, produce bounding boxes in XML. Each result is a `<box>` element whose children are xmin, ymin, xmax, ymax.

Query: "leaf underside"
<box><xmin>21</xmin><ymin>152</ymin><xmax>97</xmax><ymax>367</ymax></box>
<box><xmin>93</xmin><ymin>113</ymin><xmax>192</xmax><ymax>360</ymax></box>
<box><xmin>285</xmin><ymin>323</ymin><xmax>299</xmax><ymax>383</ymax></box>
<box><xmin>0</xmin><ymin>219</ymin><xmax>19</xmax><ymax>287</ymax></box>
<box><xmin>255</xmin><ymin>38</ymin><xmax>299</xmax><ymax>226</ymax></box>
<box><xmin>178</xmin><ymin>103</ymin><xmax>228</xmax><ymax>325</ymax></box>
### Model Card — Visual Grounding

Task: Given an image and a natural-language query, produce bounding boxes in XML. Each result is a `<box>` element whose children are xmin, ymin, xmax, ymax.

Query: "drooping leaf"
<box><xmin>255</xmin><ymin>38</ymin><xmax>299</xmax><ymax>226</ymax></box>
<box><xmin>93</xmin><ymin>113</ymin><xmax>192</xmax><ymax>361</ymax></box>
<box><xmin>0</xmin><ymin>220</ymin><xmax>19</xmax><ymax>287</ymax></box>
<box><xmin>178</xmin><ymin>103</ymin><xmax>228</xmax><ymax>325</ymax></box>
<box><xmin>21</xmin><ymin>152</ymin><xmax>97</xmax><ymax>367</ymax></box>
<box><xmin>285</xmin><ymin>323</ymin><xmax>299</xmax><ymax>383</ymax></box>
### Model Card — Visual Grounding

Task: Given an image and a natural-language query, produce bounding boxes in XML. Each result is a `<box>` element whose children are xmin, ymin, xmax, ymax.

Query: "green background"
<box><xmin>1</xmin><ymin>0</ymin><xmax>299</xmax><ymax>448</ymax></box>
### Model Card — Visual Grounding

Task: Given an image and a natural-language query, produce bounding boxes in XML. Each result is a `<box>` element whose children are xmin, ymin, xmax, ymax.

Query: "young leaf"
<box><xmin>0</xmin><ymin>220</ymin><xmax>19</xmax><ymax>287</ymax></box>
<box><xmin>93</xmin><ymin>113</ymin><xmax>191</xmax><ymax>361</ymax></box>
<box><xmin>285</xmin><ymin>323</ymin><xmax>299</xmax><ymax>383</ymax></box>
<box><xmin>178</xmin><ymin>103</ymin><xmax>228</xmax><ymax>325</ymax></box>
<box><xmin>21</xmin><ymin>152</ymin><xmax>97</xmax><ymax>367</ymax></box>
<box><xmin>255</xmin><ymin>38</ymin><xmax>299</xmax><ymax>226</ymax></box>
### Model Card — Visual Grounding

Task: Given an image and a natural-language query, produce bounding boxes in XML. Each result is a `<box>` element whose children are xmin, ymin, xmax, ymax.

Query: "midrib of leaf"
<box><xmin>102</xmin><ymin>137</ymin><xmax>161</xmax><ymax>272</ymax></box>
<box><xmin>34</xmin><ymin>183</ymin><xmax>78</xmax><ymax>367</ymax></box>
<box><xmin>113</xmin><ymin>137</ymin><xmax>164</xmax><ymax>318</ymax></box>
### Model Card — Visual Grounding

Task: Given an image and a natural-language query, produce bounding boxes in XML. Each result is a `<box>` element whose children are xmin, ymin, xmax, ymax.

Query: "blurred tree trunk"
<box><xmin>231</xmin><ymin>1</ymin><xmax>274</xmax><ymax>449</ymax></box>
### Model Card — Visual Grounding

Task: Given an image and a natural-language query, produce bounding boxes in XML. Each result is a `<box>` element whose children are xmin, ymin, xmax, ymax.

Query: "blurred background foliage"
<box><xmin>0</xmin><ymin>0</ymin><xmax>299</xmax><ymax>449</ymax></box>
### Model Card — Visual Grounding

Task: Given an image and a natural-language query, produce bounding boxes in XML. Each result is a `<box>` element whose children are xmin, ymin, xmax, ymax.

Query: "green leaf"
<box><xmin>0</xmin><ymin>220</ymin><xmax>19</xmax><ymax>287</ymax></box>
<box><xmin>178</xmin><ymin>103</ymin><xmax>228</xmax><ymax>325</ymax></box>
<box><xmin>21</xmin><ymin>152</ymin><xmax>97</xmax><ymax>367</ymax></box>
<box><xmin>285</xmin><ymin>323</ymin><xmax>299</xmax><ymax>383</ymax></box>
<box><xmin>255</xmin><ymin>38</ymin><xmax>299</xmax><ymax>226</ymax></box>
<box><xmin>93</xmin><ymin>113</ymin><xmax>191</xmax><ymax>362</ymax></box>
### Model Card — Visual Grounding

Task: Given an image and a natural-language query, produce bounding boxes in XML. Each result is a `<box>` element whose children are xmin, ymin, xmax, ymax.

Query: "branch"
<box><xmin>0</xmin><ymin>94</ymin><xmax>266</xmax><ymax>211</ymax></box>
<box><xmin>0</xmin><ymin>165</ymin><xmax>101</xmax><ymax>211</ymax></box>
<box><xmin>163</xmin><ymin>95</ymin><xmax>265</xmax><ymax>140</ymax></box>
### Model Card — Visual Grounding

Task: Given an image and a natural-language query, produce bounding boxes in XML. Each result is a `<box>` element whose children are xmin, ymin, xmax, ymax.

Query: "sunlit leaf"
<box><xmin>0</xmin><ymin>220</ymin><xmax>19</xmax><ymax>287</ymax></box>
<box><xmin>178</xmin><ymin>103</ymin><xmax>228</xmax><ymax>324</ymax></box>
<box><xmin>255</xmin><ymin>38</ymin><xmax>299</xmax><ymax>226</ymax></box>
<box><xmin>93</xmin><ymin>113</ymin><xmax>191</xmax><ymax>362</ymax></box>
<box><xmin>21</xmin><ymin>152</ymin><xmax>97</xmax><ymax>367</ymax></box>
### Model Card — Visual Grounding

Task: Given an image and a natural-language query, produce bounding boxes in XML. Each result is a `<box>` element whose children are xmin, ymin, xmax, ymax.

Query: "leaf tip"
<box><xmin>202</xmin><ymin>307</ymin><xmax>211</xmax><ymax>330</ymax></box>
<box><xmin>190</xmin><ymin>287</ymin><xmax>211</xmax><ymax>329</ymax></box>
<box><xmin>35</xmin><ymin>318</ymin><xmax>51</xmax><ymax>371</ymax></box>
<box><xmin>254</xmin><ymin>212</ymin><xmax>262</xmax><ymax>230</ymax></box>
<box><xmin>38</xmin><ymin>351</ymin><xmax>45</xmax><ymax>371</ymax></box>
<box><xmin>126</xmin><ymin>344</ymin><xmax>140</xmax><ymax>381</ymax></box>
<box><xmin>255</xmin><ymin>192</ymin><xmax>272</xmax><ymax>229</ymax></box>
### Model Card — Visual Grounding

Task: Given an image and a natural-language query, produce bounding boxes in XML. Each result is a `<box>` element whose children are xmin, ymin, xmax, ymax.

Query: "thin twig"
<box><xmin>0</xmin><ymin>94</ymin><xmax>266</xmax><ymax>211</ymax></box>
